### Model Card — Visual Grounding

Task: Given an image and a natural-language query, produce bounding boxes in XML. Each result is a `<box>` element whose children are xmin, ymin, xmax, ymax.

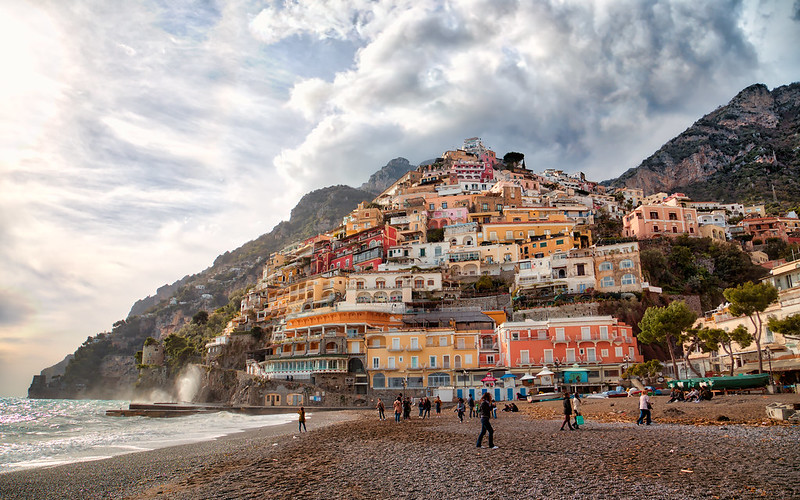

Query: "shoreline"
<box><xmin>0</xmin><ymin>410</ymin><xmax>357</xmax><ymax>500</ymax></box>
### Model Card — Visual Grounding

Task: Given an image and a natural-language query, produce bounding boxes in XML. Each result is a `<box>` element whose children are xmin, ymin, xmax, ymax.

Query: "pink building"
<box><xmin>622</xmin><ymin>204</ymin><xmax>699</xmax><ymax>239</ymax></box>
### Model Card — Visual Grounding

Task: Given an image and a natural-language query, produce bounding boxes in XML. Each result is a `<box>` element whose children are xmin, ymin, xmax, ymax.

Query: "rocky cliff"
<box><xmin>609</xmin><ymin>82</ymin><xmax>800</xmax><ymax>204</ymax></box>
<box><xmin>359</xmin><ymin>157</ymin><xmax>415</xmax><ymax>194</ymax></box>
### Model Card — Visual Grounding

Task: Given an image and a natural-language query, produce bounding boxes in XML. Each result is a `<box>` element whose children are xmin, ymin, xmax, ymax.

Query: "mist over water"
<box><xmin>176</xmin><ymin>365</ymin><xmax>203</xmax><ymax>403</ymax></box>
<box><xmin>0</xmin><ymin>398</ymin><xmax>293</xmax><ymax>473</ymax></box>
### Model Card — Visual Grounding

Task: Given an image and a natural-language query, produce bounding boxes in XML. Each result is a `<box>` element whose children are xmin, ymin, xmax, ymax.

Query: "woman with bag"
<box><xmin>559</xmin><ymin>391</ymin><xmax>574</xmax><ymax>431</ymax></box>
<box><xmin>571</xmin><ymin>392</ymin><xmax>582</xmax><ymax>429</ymax></box>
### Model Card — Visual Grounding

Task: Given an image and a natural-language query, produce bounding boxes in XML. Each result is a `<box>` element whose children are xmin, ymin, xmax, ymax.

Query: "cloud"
<box><xmin>252</xmin><ymin>0</ymin><xmax>798</xmax><ymax>185</ymax></box>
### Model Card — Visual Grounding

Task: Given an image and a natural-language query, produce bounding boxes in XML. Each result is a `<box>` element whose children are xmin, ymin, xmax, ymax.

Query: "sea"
<box><xmin>0</xmin><ymin>397</ymin><xmax>295</xmax><ymax>474</ymax></box>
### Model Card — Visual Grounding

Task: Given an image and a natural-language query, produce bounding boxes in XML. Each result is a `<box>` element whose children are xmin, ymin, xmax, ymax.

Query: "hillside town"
<box><xmin>140</xmin><ymin>138</ymin><xmax>800</xmax><ymax>406</ymax></box>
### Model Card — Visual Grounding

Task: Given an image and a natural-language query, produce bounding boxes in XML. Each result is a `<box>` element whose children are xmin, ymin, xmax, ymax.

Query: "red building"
<box><xmin>328</xmin><ymin>225</ymin><xmax>398</xmax><ymax>272</ymax></box>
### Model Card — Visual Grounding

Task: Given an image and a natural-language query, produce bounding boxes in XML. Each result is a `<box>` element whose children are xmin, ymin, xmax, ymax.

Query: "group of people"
<box><xmin>560</xmin><ymin>391</ymin><xmax>582</xmax><ymax>430</ymax></box>
<box><xmin>379</xmin><ymin>395</ymin><xmax>444</xmax><ymax>422</ymax></box>
<box><xmin>666</xmin><ymin>386</ymin><xmax>713</xmax><ymax>403</ymax></box>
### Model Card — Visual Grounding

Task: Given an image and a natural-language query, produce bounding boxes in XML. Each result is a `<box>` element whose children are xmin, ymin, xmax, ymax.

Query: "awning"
<box><xmin>536</xmin><ymin>367</ymin><xmax>555</xmax><ymax>377</ymax></box>
<box><xmin>500</xmin><ymin>373</ymin><xmax>517</xmax><ymax>379</ymax></box>
<box><xmin>520</xmin><ymin>374</ymin><xmax>536</xmax><ymax>381</ymax></box>
<box><xmin>735</xmin><ymin>358</ymin><xmax>800</xmax><ymax>373</ymax></box>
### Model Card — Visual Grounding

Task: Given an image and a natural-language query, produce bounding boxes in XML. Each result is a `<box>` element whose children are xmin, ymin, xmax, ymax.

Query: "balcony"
<box><xmin>387</xmin><ymin>345</ymin><xmax>405</xmax><ymax>352</ymax></box>
<box><xmin>405</xmin><ymin>345</ymin><xmax>423</xmax><ymax>352</ymax></box>
<box><xmin>551</xmin><ymin>335</ymin><xmax>572</xmax><ymax>344</ymax></box>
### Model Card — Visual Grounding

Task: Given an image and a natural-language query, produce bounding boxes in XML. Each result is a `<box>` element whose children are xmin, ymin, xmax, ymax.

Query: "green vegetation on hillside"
<box><xmin>639</xmin><ymin>236</ymin><xmax>767</xmax><ymax>311</ymax></box>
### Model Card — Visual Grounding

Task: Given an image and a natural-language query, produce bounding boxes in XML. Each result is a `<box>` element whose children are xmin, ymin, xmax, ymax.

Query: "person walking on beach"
<box><xmin>637</xmin><ymin>391</ymin><xmax>652</xmax><ymax>426</ymax></box>
<box><xmin>417</xmin><ymin>398</ymin><xmax>425</xmax><ymax>418</ymax></box>
<box><xmin>393</xmin><ymin>397</ymin><xmax>403</xmax><ymax>423</ymax></box>
<box><xmin>403</xmin><ymin>397</ymin><xmax>412</xmax><ymax>420</ymax></box>
<box><xmin>476</xmin><ymin>392</ymin><xmax>497</xmax><ymax>449</ymax></box>
<box><xmin>423</xmin><ymin>397</ymin><xmax>432</xmax><ymax>419</ymax></box>
<box><xmin>377</xmin><ymin>398</ymin><xmax>386</xmax><ymax>421</ymax></box>
<box><xmin>298</xmin><ymin>406</ymin><xmax>307</xmax><ymax>433</ymax></box>
<box><xmin>571</xmin><ymin>392</ymin><xmax>582</xmax><ymax>430</ymax></box>
<box><xmin>467</xmin><ymin>395</ymin><xmax>475</xmax><ymax>418</ymax></box>
<box><xmin>455</xmin><ymin>397</ymin><xmax>466</xmax><ymax>423</ymax></box>
<box><xmin>560</xmin><ymin>392</ymin><xmax>574</xmax><ymax>431</ymax></box>
<box><xmin>434</xmin><ymin>396</ymin><xmax>442</xmax><ymax>417</ymax></box>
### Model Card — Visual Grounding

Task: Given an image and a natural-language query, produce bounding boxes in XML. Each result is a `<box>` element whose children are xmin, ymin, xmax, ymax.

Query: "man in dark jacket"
<box><xmin>560</xmin><ymin>391</ymin><xmax>574</xmax><ymax>430</ymax></box>
<box><xmin>476</xmin><ymin>392</ymin><xmax>498</xmax><ymax>449</ymax></box>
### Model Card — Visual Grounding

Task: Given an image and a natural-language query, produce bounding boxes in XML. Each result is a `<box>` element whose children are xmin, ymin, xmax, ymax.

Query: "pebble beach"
<box><xmin>1</xmin><ymin>395</ymin><xmax>798</xmax><ymax>499</ymax></box>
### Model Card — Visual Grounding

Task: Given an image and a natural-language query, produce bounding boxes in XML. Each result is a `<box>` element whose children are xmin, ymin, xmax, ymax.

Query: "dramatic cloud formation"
<box><xmin>1</xmin><ymin>0</ymin><xmax>798</xmax><ymax>396</ymax></box>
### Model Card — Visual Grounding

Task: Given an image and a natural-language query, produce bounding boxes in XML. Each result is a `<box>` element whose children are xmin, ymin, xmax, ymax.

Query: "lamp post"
<box><xmin>554</xmin><ymin>360</ymin><xmax>561</xmax><ymax>392</ymax></box>
<box><xmin>766</xmin><ymin>348</ymin><xmax>775</xmax><ymax>393</ymax></box>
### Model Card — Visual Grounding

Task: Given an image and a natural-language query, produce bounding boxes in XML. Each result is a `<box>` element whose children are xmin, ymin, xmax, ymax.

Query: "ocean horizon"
<box><xmin>0</xmin><ymin>397</ymin><xmax>295</xmax><ymax>473</ymax></box>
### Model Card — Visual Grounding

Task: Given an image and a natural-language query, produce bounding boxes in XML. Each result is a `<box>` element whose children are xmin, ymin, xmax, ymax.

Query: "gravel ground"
<box><xmin>1</xmin><ymin>396</ymin><xmax>798</xmax><ymax>500</ymax></box>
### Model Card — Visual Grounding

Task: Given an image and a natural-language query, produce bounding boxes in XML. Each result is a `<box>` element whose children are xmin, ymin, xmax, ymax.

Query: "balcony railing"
<box><xmin>387</xmin><ymin>346</ymin><xmax>404</xmax><ymax>352</ymax></box>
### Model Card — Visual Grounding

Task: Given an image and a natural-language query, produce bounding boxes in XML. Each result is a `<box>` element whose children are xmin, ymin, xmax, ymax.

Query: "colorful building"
<box><xmin>622</xmin><ymin>204</ymin><xmax>699</xmax><ymax>239</ymax></box>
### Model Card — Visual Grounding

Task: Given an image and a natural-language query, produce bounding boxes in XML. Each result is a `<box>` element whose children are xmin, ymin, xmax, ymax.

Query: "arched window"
<box><xmin>395</xmin><ymin>279</ymin><xmax>403</xmax><ymax>288</ymax></box>
<box><xmin>600</xmin><ymin>276</ymin><xmax>615</xmax><ymax>288</ymax></box>
<box><xmin>375</xmin><ymin>279</ymin><xmax>386</xmax><ymax>289</ymax></box>
<box><xmin>621</xmin><ymin>274</ymin><xmax>637</xmax><ymax>285</ymax></box>
<box><xmin>356</xmin><ymin>280</ymin><xmax>365</xmax><ymax>289</ymax></box>
<box><xmin>620</xmin><ymin>259</ymin><xmax>634</xmax><ymax>269</ymax></box>
<box><xmin>427</xmin><ymin>372</ymin><xmax>450</xmax><ymax>387</ymax></box>
<box><xmin>454</xmin><ymin>355</ymin><xmax>462</xmax><ymax>369</ymax></box>
<box><xmin>372</xmin><ymin>373</ymin><xmax>386</xmax><ymax>388</ymax></box>
<box><xmin>414</xmin><ymin>278</ymin><xmax>424</xmax><ymax>289</ymax></box>
<box><xmin>356</xmin><ymin>293</ymin><xmax>372</xmax><ymax>303</ymax></box>
<box><xmin>390</xmin><ymin>291</ymin><xmax>402</xmax><ymax>302</ymax></box>
<box><xmin>464</xmin><ymin>236</ymin><xmax>474</xmax><ymax>246</ymax></box>
<box><xmin>598</xmin><ymin>262</ymin><xmax>613</xmax><ymax>271</ymax></box>
<box><xmin>369</xmin><ymin>239</ymin><xmax>379</xmax><ymax>248</ymax></box>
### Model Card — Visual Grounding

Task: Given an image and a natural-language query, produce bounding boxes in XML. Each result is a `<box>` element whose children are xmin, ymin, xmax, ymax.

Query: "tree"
<box><xmin>696</xmin><ymin>325</ymin><xmax>753</xmax><ymax>376</ymax></box>
<box><xmin>502</xmin><ymin>152</ymin><xmax>524</xmax><ymax>167</ymax></box>
<box><xmin>192</xmin><ymin>310</ymin><xmax>209</xmax><ymax>325</ymax></box>
<box><xmin>623</xmin><ymin>360</ymin><xmax>663</xmax><ymax>385</ymax></box>
<box><xmin>638</xmin><ymin>301</ymin><xmax>697</xmax><ymax>377</ymax></box>
<box><xmin>723</xmin><ymin>281</ymin><xmax>778</xmax><ymax>373</ymax></box>
<box><xmin>767</xmin><ymin>314</ymin><xmax>800</xmax><ymax>340</ymax></box>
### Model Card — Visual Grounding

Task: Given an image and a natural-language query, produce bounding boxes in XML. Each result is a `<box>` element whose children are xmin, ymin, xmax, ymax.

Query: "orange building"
<box><xmin>622</xmin><ymin>204</ymin><xmax>699</xmax><ymax>239</ymax></box>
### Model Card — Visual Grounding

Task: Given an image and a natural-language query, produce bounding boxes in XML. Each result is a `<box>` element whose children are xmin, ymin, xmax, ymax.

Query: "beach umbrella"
<box><xmin>535</xmin><ymin>367</ymin><xmax>555</xmax><ymax>377</ymax></box>
<box><xmin>500</xmin><ymin>373</ymin><xmax>517</xmax><ymax>379</ymax></box>
<box><xmin>519</xmin><ymin>374</ymin><xmax>536</xmax><ymax>381</ymax></box>
<box><xmin>481</xmin><ymin>373</ymin><xmax>498</xmax><ymax>382</ymax></box>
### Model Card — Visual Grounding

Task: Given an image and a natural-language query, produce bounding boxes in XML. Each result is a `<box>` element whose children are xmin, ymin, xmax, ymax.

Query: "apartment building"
<box><xmin>622</xmin><ymin>204</ymin><xmax>699</xmax><ymax>239</ymax></box>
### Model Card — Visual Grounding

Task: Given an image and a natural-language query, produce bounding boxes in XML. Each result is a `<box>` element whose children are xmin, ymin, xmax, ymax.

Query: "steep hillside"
<box><xmin>359</xmin><ymin>157</ymin><xmax>415</xmax><ymax>194</ymax></box>
<box><xmin>610</xmin><ymin>83</ymin><xmax>800</xmax><ymax>205</ymax></box>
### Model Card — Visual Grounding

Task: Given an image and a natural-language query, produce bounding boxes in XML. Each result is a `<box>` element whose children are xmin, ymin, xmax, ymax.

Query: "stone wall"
<box><xmin>513</xmin><ymin>302</ymin><xmax>600</xmax><ymax>322</ymax></box>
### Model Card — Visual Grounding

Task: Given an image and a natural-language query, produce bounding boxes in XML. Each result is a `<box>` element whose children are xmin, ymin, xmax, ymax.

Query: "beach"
<box><xmin>1</xmin><ymin>395</ymin><xmax>798</xmax><ymax>499</ymax></box>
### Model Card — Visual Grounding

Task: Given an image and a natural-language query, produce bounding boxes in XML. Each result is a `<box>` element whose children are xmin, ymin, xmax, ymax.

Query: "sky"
<box><xmin>1</xmin><ymin>0</ymin><xmax>799</xmax><ymax>397</ymax></box>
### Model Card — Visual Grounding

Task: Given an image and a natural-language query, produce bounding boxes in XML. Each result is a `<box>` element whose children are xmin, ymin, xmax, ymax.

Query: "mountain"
<box><xmin>31</xmin><ymin>184</ymin><xmax>376</xmax><ymax>399</ymax></box>
<box><xmin>609</xmin><ymin>82</ymin><xmax>800</xmax><ymax>205</ymax></box>
<box><xmin>359</xmin><ymin>157</ymin><xmax>415</xmax><ymax>194</ymax></box>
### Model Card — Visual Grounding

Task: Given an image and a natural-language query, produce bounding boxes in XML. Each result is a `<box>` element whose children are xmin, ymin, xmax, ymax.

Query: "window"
<box><xmin>429</xmin><ymin>203</ymin><xmax>435</xmax><ymax>210</ymax></box>
<box><xmin>555</xmin><ymin>328</ymin><xmax>565</xmax><ymax>341</ymax></box>
<box><xmin>410</xmin><ymin>337</ymin><xmax>419</xmax><ymax>349</ymax></box>
<box><xmin>496</xmin><ymin>204</ymin><xmax>502</xmax><ymax>211</ymax></box>
<box><xmin>486</xmin><ymin>355</ymin><xmax>495</xmax><ymax>364</ymax></box>
<box><xmin>482</xmin><ymin>203</ymin><xmax>489</xmax><ymax>211</ymax></box>
<box><xmin>372</xmin><ymin>373</ymin><xmax>385</xmax><ymax>388</ymax></box>
<box><xmin>650</xmin><ymin>211</ymin><xmax>658</xmax><ymax>219</ymax></box>
<box><xmin>465</xmin><ymin>354</ymin><xmax>473</xmax><ymax>365</ymax></box>
<box><xmin>439</xmin><ymin>336</ymin><xmax>447</xmax><ymax>347</ymax></box>
<box><xmin>540</xmin><ymin>242</ymin><xmax>547</xmax><ymax>247</ymax></box>
<box><xmin>511</xmin><ymin>332</ymin><xmax>519</xmax><ymax>341</ymax></box>
<box><xmin>442</xmin><ymin>202</ymin><xmax>448</xmax><ymax>209</ymax></box>
<box><xmin>586</xmin><ymin>348</ymin><xmax>596</xmax><ymax>361</ymax></box>
<box><xmin>520</xmin><ymin>261</ymin><xmax>531</xmax><ymax>270</ymax></box>
<box><xmin>506</xmin><ymin>231</ymin><xmax>514</xmax><ymax>240</ymax></box>
<box><xmin>410</xmin><ymin>356</ymin><xmax>419</xmax><ymax>368</ymax></box>
<box><xmin>598</xmin><ymin>262</ymin><xmax>613</xmax><ymax>271</ymax></box>
<box><xmin>396</xmin><ymin>279</ymin><xmax>403</xmax><ymax>288</ymax></box>
<box><xmin>601</xmin><ymin>349</ymin><xmax>609</xmax><ymax>358</ymax></box>
<box><xmin>376</xmin><ymin>279</ymin><xmax>385</xmax><ymax>289</ymax></box>
<box><xmin>601</xmin><ymin>276</ymin><xmax>615</xmax><ymax>287</ymax></box>
<box><xmin>544</xmin><ymin>349</ymin><xmax>553</xmax><ymax>364</ymax></box>
<box><xmin>429</xmin><ymin>355</ymin><xmax>437</xmax><ymax>368</ymax></box>
<box><xmin>414</xmin><ymin>278</ymin><xmax>424</xmax><ymax>289</ymax></box>
<box><xmin>620</xmin><ymin>259</ymin><xmax>634</xmax><ymax>269</ymax></box>
<box><xmin>600</xmin><ymin>326</ymin><xmax>608</xmax><ymax>339</ymax></box>
<box><xmin>392</xmin><ymin>338</ymin><xmax>400</xmax><ymax>350</ymax></box>
<box><xmin>372</xmin><ymin>357</ymin><xmax>380</xmax><ymax>369</ymax></box>
<box><xmin>653</xmin><ymin>225</ymin><xmax>660</xmax><ymax>232</ymax></box>
<box><xmin>356</xmin><ymin>280</ymin><xmax>365</xmax><ymax>289</ymax></box>
<box><xmin>672</xmin><ymin>227</ymin><xmax>678</xmax><ymax>233</ymax></box>
<box><xmin>434</xmin><ymin>246</ymin><xmax>442</xmax><ymax>256</ymax></box>
<box><xmin>428</xmin><ymin>372</ymin><xmax>450</xmax><ymax>386</ymax></box>
<box><xmin>520</xmin><ymin>350</ymin><xmax>530</xmax><ymax>364</ymax></box>
<box><xmin>489</xmin><ymin>231</ymin><xmax>498</xmax><ymax>241</ymax></box>
<box><xmin>556</xmin><ymin>239</ymin><xmax>564</xmax><ymax>245</ymax></box>
<box><xmin>419</xmin><ymin>248</ymin><xmax>426</xmax><ymax>257</ymax></box>
<box><xmin>668</xmin><ymin>212</ymin><xmax>677</xmax><ymax>220</ymax></box>
<box><xmin>566</xmin><ymin>348</ymin><xmax>575</xmax><ymax>362</ymax></box>
<box><xmin>628</xmin><ymin>347</ymin><xmax>635</xmax><ymax>359</ymax></box>
<box><xmin>622</xmin><ymin>274</ymin><xmax>637</xmax><ymax>285</ymax></box>
<box><xmin>581</xmin><ymin>327</ymin><xmax>591</xmax><ymax>340</ymax></box>
<box><xmin>442</xmin><ymin>355</ymin><xmax>450</xmax><ymax>369</ymax></box>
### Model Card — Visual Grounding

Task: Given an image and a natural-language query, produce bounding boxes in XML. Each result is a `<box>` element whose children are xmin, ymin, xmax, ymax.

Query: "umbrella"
<box><xmin>481</xmin><ymin>373</ymin><xmax>498</xmax><ymax>382</ymax></box>
<box><xmin>500</xmin><ymin>373</ymin><xmax>517</xmax><ymax>379</ymax></box>
<box><xmin>519</xmin><ymin>374</ymin><xmax>536</xmax><ymax>381</ymax></box>
<box><xmin>536</xmin><ymin>367</ymin><xmax>555</xmax><ymax>377</ymax></box>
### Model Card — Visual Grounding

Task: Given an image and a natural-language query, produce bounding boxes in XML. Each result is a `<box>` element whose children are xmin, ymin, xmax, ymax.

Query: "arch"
<box><xmin>621</xmin><ymin>274</ymin><xmax>637</xmax><ymax>285</ymax></box>
<box><xmin>464</xmin><ymin>236</ymin><xmax>474</xmax><ymax>246</ymax></box>
<box><xmin>557</xmin><ymin>269</ymin><xmax>566</xmax><ymax>278</ymax></box>
<box><xmin>355</xmin><ymin>280</ymin><xmax>366</xmax><ymax>289</ymax></box>
<box><xmin>620</xmin><ymin>259</ymin><xmax>634</xmax><ymax>269</ymax></box>
<box><xmin>374</xmin><ymin>291</ymin><xmax>389</xmax><ymax>303</ymax></box>
<box><xmin>463</xmin><ymin>263</ymin><xmax>479</xmax><ymax>275</ymax></box>
<box><xmin>450</xmin><ymin>238</ymin><xmax>458</xmax><ymax>246</ymax></box>
<box><xmin>600</xmin><ymin>276</ymin><xmax>615</xmax><ymax>288</ymax></box>
<box><xmin>598</xmin><ymin>261</ymin><xmax>613</xmax><ymax>271</ymax></box>
<box><xmin>325</xmin><ymin>341</ymin><xmax>338</xmax><ymax>353</ymax></box>
<box><xmin>348</xmin><ymin>358</ymin><xmax>365</xmax><ymax>374</ymax></box>
<box><xmin>450</xmin><ymin>264</ymin><xmax>462</xmax><ymax>276</ymax></box>
<box><xmin>454</xmin><ymin>355</ymin><xmax>462</xmax><ymax>369</ymax></box>
<box><xmin>369</xmin><ymin>239</ymin><xmax>379</xmax><ymax>248</ymax></box>
<box><xmin>375</xmin><ymin>279</ymin><xmax>386</xmax><ymax>289</ymax></box>
<box><xmin>390</xmin><ymin>291</ymin><xmax>403</xmax><ymax>302</ymax></box>
<box><xmin>356</xmin><ymin>292</ymin><xmax>372</xmax><ymax>303</ymax></box>
<box><xmin>372</xmin><ymin>373</ymin><xmax>386</xmax><ymax>388</ymax></box>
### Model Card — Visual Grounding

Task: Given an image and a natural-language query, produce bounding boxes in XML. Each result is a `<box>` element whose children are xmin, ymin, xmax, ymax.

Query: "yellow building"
<box><xmin>344</xmin><ymin>201</ymin><xmax>384</xmax><ymax>236</ymax></box>
<box><xmin>264</xmin><ymin>274</ymin><xmax>348</xmax><ymax>318</ymax></box>
<box><xmin>365</xmin><ymin>329</ymin><xmax>481</xmax><ymax>390</ymax></box>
